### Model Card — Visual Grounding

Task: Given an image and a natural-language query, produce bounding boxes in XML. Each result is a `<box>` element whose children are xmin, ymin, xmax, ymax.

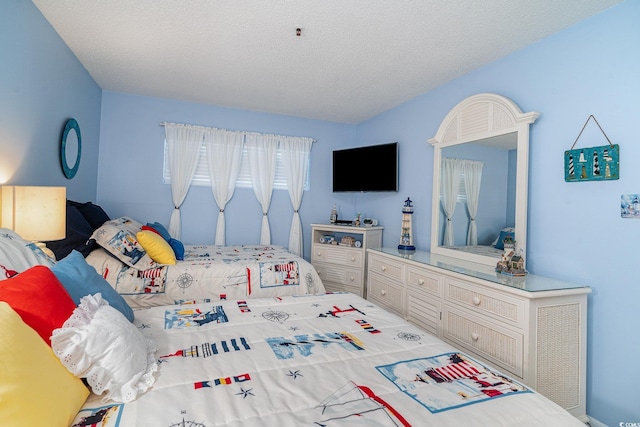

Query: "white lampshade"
<box><xmin>0</xmin><ymin>186</ymin><xmax>66</xmax><ymax>241</ymax></box>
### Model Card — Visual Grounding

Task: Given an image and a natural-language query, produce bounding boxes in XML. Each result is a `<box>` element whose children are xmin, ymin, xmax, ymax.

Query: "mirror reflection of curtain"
<box><xmin>205</xmin><ymin>129</ymin><xmax>244</xmax><ymax>245</ymax></box>
<box><xmin>463</xmin><ymin>160</ymin><xmax>484</xmax><ymax>246</ymax></box>
<box><xmin>164</xmin><ymin>124</ymin><xmax>205</xmax><ymax>239</ymax></box>
<box><xmin>282</xmin><ymin>137</ymin><xmax>313</xmax><ymax>257</ymax></box>
<box><xmin>246</xmin><ymin>134</ymin><xmax>277</xmax><ymax>245</ymax></box>
<box><xmin>441</xmin><ymin>158</ymin><xmax>464</xmax><ymax>246</ymax></box>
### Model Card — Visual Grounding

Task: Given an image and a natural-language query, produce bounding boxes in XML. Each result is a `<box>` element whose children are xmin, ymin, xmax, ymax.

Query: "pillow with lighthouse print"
<box><xmin>90</xmin><ymin>217</ymin><xmax>157</xmax><ymax>271</ymax></box>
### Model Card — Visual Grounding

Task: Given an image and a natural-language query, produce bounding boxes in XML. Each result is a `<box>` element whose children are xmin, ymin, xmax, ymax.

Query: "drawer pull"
<box><xmin>381</xmin><ymin>265</ymin><xmax>387</xmax><ymax>272</ymax></box>
<box><xmin>350</xmin><ymin>256</ymin><xmax>356</xmax><ymax>262</ymax></box>
<box><xmin>418</xmin><ymin>278</ymin><xmax>425</xmax><ymax>286</ymax></box>
<box><xmin>349</xmin><ymin>275</ymin><xmax>355</xmax><ymax>282</ymax></box>
<box><xmin>472</xmin><ymin>296</ymin><xmax>481</xmax><ymax>306</ymax></box>
<box><xmin>471</xmin><ymin>332</ymin><xmax>479</xmax><ymax>341</ymax></box>
<box><xmin>380</xmin><ymin>289</ymin><xmax>387</xmax><ymax>296</ymax></box>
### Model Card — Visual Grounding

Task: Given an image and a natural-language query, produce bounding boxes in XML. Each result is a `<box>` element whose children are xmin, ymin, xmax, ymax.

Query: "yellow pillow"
<box><xmin>136</xmin><ymin>230</ymin><xmax>177</xmax><ymax>265</ymax></box>
<box><xmin>0</xmin><ymin>301</ymin><xmax>89</xmax><ymax>426</ymax></box>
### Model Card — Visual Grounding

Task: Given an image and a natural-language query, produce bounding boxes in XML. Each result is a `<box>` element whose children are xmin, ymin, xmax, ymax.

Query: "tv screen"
<box><xmin>332</xmin><ymin>142</ymin><xmax>398</xmax><ymax>192</ymax></box>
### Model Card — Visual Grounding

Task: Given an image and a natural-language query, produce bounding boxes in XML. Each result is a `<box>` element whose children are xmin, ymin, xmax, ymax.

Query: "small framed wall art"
<box><xmin>621</xmin><ymin>194</ymin><xmax>640</xmax><ymax>218</ymax></box>
<box><xmin>564</xmin><ymin>115</ymin><xmax>619</xmax><ymax>182</ymax></box>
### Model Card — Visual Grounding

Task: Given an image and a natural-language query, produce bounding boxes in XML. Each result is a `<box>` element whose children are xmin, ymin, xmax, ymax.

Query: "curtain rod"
<box><xmin>160</xmin><ymin>121</ymin><xmax>315</xmax><ymax>142</ymax></box>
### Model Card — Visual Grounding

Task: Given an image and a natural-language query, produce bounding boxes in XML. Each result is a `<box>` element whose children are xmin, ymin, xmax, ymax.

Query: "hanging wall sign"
<box><xmin>564</xmin><ymin>115</ymin><xmax>619</xmax><ymax>182</ymax></box>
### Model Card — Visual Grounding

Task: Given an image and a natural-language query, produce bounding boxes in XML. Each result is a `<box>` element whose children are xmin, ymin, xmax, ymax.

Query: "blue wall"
<box><xmin>2</xmin><ymin>0</ymin><xmax>638</xmax><ymax>424</ymax></box>
<box><xmin>0</xmin><ymin>0</ymin><xmax>101</xmax><ymax>201</ymax></box>
<box><xmin>357</xmin><ymin>2</ymin><xmax>640</xmax><ymax>424</ymax></box>
<box><xmin>97</xmin><ymin>91</ymin><xmax>355</xmax><ymax>257</ymax></box>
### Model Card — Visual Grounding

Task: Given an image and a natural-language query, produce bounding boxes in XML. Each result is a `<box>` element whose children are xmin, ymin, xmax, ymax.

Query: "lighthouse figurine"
<box><xmin>398</xmin><ymin>197</ymin><xmax>416</xmax><ymax>251</ymax></box>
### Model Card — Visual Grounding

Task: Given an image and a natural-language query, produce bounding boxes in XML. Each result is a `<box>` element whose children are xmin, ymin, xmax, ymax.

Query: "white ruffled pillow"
<box><xmin>51</xmin><ymin>293</ymin><xmax>157</xmax><ymax>403</ymax></box>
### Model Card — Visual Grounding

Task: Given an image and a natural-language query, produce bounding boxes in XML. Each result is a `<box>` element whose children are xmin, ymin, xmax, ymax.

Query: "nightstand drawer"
<box><xmin>367</xmin><ymin>272</ymin><xmax>404</xmax><ymax>316</ymax></box>
<box><xmin>445</xmin><ymin>278</ymin><xmax>525</xmax><ymax>327</ymax></box>
<box><xmin>314</xmin><ymin>263</ymin><xmax>363</xmax><ymax>287</ymax></box>
<box><xmin>443</xmin><ymin>305</ymin><xmax>523</xmax><ymax>377</ymax></box>
<box><xmin>312</xmin><ymin>245</ymin><xmax>363</xmax><ymax>268</ymax></box>
<box><xmin>368</xmin><ymin>253</ymin><xmax>405</xmax><ymax>283</ymax></box>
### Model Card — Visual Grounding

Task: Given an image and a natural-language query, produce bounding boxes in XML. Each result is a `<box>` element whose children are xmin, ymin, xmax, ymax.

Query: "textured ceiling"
<box><xmin>33</xmin><ymin>0</ymin><xmax>621</xmax><ymax>124</ymax></box>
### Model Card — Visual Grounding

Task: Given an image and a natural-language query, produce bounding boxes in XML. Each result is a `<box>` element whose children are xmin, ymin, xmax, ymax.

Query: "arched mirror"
<box><xmin>427</xmin><ymin>93</ymin><xmax>539</xmax><ymax>267</ymax></box>
<box><xmin>61</xmin><ymin>118</ymin><xmax>82</xmax><ymax>179</ymax></box>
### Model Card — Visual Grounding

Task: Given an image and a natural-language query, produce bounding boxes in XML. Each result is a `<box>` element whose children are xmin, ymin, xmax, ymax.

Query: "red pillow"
<box><xmin>0</xmin><ymin>266</ymin><xmax>75</xmax><ymax>346</ymax></box>
<box><xmin>141</xmin><ymin>225</ymin><xmax>161</xmax><ymax>236</ymax></box>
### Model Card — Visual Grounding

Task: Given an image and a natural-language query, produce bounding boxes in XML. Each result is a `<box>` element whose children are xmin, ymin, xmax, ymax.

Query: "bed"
<box><xmin>0</xmin><ymin>226</ymin><xmax>585</xmax><ymax>427</ymax></box>
<box><xmin>86</xmin><ymin>241</ymin><xmax>325</xmax><ymax>308</ymax></box>
<box><xmin>41</xmin><ymin>202</ymin><xmax>325</xmax><ymax>308</ymax></box>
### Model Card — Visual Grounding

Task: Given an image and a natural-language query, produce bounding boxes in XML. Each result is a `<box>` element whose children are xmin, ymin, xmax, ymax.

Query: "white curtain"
<box><xmin>164</xmin><ymin>124</ymin><xmax>205</xmax><ymax>239</ymax></box>
<box><xmin>463</xmin><ymin>160</ymin><xmax>484</xmax><ymax>246</ymax></box>
<box><xmin>440</xmin><ymin>158</ymin><xmax>464</xmax><ymax>246</ymax></box>
<box><xmin>205</xmin><ymin>129</ymin><xmax>244</xmax><ymax>245</ymax></box>
<box><xmin>246</xmin><ymin>133</ymin><xmax>278</xmax><ymax>245</ymax></box>
<box><xmin>282</xmin><ymin>136</ymin><xmax>313</xmax><ymax>257</ymax></box>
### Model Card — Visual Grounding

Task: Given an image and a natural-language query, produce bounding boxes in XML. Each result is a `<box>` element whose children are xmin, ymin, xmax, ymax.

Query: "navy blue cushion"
<box><xmin>67</xmin><ymin>200</ymin><xmax>110</xmax><ymax>230</ymax></box>
<box><xmin>44</xmin><ymin>206</ymin><xmax>97</xmax><ymax>260</ymax></box>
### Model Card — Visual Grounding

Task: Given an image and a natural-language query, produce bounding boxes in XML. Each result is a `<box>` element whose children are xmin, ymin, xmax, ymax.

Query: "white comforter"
<box><xmin>86</xmin><ymin>245</ymin><xmax>324</xmax><ymax>308</ymax></box>
<box><xmin>72</xmin><ymin>293</ymin><xmax>583</xmax><ymax>426</ymax></box>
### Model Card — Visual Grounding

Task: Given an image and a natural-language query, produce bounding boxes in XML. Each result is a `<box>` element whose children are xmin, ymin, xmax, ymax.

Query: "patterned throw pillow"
<box><xmin>90</xmin><ymin>217</ymin><xmax>156</xmax><ymax>270</ymax></box>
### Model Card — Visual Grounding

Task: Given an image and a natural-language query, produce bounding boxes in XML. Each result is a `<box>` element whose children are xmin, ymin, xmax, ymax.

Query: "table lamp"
<box><xmin>0</xmin><ymin>186</ymin><xmax>66</xmax><ymax>242</ymax></box>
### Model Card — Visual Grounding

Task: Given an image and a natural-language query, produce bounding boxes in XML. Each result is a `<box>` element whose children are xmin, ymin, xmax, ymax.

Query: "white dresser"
<box><xmin>367</xmin><ymin>248</ymin><xmax>591</xmax><ymax>421</ymax></box>
<box><xmin>310</xmin><ymin>224</ymin><xmax>383</xmax><ymax>297</ymax></box>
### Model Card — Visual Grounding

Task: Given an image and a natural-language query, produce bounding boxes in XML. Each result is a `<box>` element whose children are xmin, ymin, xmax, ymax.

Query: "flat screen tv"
<box><xmin>332</xmin><ymin>142</ymin><xmax>398</xmax><ymax>192</ymax></box>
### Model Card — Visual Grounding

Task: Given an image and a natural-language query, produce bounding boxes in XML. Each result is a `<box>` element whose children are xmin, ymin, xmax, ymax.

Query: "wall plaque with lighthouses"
<box><xmin>564</xmin><ymin>115</ymin><xmax>619</xmax><ymax>182</ymax></box>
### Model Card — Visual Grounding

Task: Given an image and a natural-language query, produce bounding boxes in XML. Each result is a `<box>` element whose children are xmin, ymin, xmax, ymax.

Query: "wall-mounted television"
<box><xmin>332</xmin><ymin>142</ymin><xmax>398</xmax><ymax>192</ymax></box>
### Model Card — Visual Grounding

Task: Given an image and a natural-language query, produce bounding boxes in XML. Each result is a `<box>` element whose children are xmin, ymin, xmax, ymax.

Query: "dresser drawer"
<box><xmin>313</xmin><ymin>245</ymin><xmax>363</xmax><ymax>268</ymax></box>
<box><xmin>443</xmin><ymin>305</ymin><xmax>523</xmax><ymax>377</ymax></box>
<box><xmin>407</xmin><ymin>266</ymin><xmax>442</xmax><ymax>297</ymax></box>
<box><xmin>367</xmin><ymin>272</ymin><xmax>404</xmax><ymax>316</ymax></box>
<box><xmin>323</xmin><ymin>280</ymin><xmax>363</xmax><ymax>296</ymax></box>
<box><xmin>315</xmin><ymin>263</ymin><xmax>363</xmax><ymax>287</ymax></box>
<box><xmin>445</xmin><ymin>278</ymin><xmax>525</xmax><ymax>327</ymax></box>
<box><xmin>367</xmin><ymin>253</ymin><xmax>405</xmax><ymax>283</ymax></box>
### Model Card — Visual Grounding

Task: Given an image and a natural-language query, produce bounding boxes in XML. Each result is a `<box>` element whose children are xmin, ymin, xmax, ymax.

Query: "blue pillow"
<box><xmin>50</xmin><ymin>250</ymin><xmax>134</xmax><ymax>321</ymax></box>
<box><xmin>494</xmin><ymin>230</ymin><xmax>515</xmax><ymax>250</ymax></box>
<box><xmin>146</xmin><ymin>222</ymin><xmax>171</xmax><ymax>241</ymax></box>
<box><xmin>168</xmin><ymin>238</ymin><xmax>185</xmax><ymax>261</ymax></box>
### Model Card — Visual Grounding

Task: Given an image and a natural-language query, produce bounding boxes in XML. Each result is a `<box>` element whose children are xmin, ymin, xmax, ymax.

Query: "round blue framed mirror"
<box><xmin>61</xmin><ymin>118</ymin><xmax>81</xmax><ymax>179</ymax></box>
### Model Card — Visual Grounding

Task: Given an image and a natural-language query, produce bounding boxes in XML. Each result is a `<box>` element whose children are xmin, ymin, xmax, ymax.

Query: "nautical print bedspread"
<box><xmin>86</xmin><ymin>245</ymin><xmax>325</xmax><ymax>308</ymax></box>
<box><xmin>72</xmin><ymin>293</ymin><xmax>583</xmax><ymax>427</ymax></box>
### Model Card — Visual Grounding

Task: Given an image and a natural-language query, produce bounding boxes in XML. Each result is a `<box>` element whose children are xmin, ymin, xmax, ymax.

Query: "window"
<box><xmin>457</xmin><ymin>170</ymin><xmax>467</xmax><ymax>203</ymax></box>
<box><xmin>162</xmin><ymin>140</ymin><xmax>310</xmax><ymax>190</ymax></box>
<box><xmin>439</xmin><ymin>170</ymin><xmax>468</xmax><ymax>203</ymax></box>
